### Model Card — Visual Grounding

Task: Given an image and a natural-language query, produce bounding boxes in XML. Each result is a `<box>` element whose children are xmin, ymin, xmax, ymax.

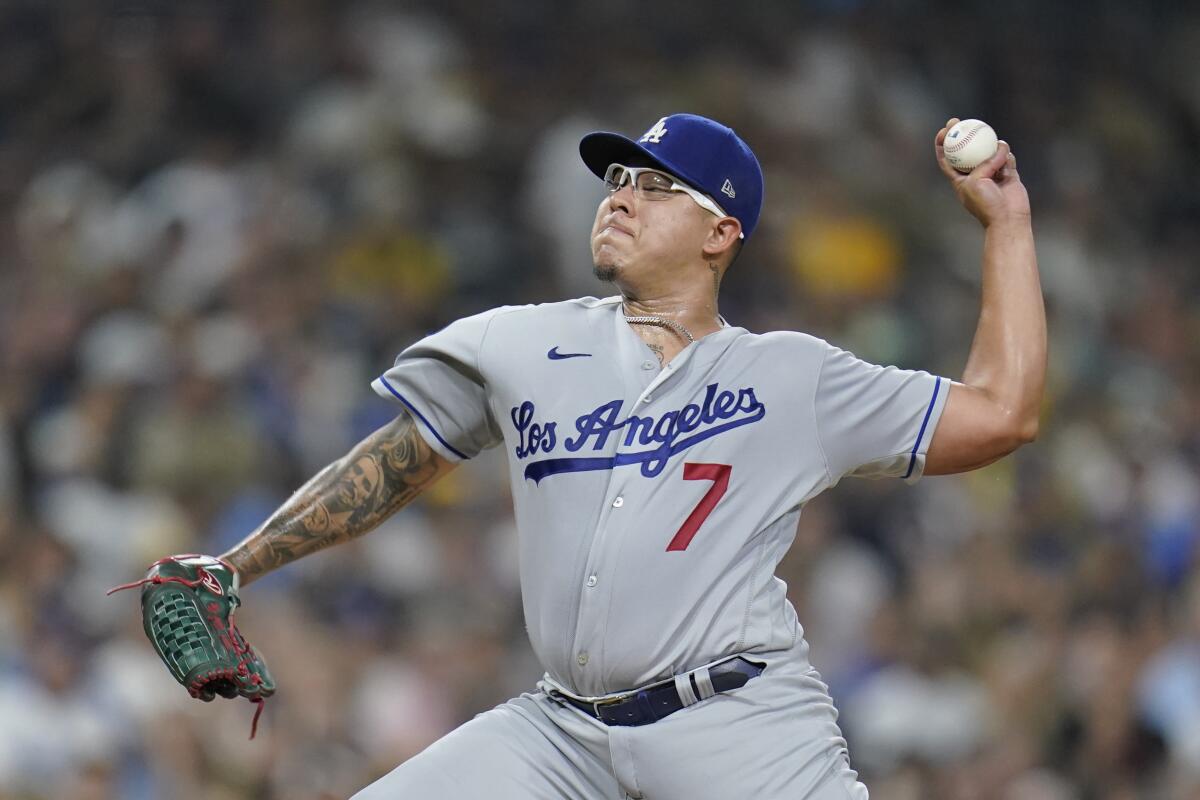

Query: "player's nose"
<box><xmin>608</xmin><ymin>181</ymin><xmax>634</xmax><ymax>215</ymax></box>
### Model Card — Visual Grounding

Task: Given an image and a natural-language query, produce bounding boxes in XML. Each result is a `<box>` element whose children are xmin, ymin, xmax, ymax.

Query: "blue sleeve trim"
<box><xmin>378</xmin><ymin>376</ymin><xmax>469</xmax><ymax>460</ymax></box>
<box><xmin>903</xmin><ymin>377</ymin><xmax>942</xmax><ymax>480</ymax></box>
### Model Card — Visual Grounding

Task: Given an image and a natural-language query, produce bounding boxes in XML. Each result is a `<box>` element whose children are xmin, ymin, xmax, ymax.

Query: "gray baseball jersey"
<box><xmin>372</xmin><ymin>295</ymin><xmax>947</xmax><ymax>700</ymax></box>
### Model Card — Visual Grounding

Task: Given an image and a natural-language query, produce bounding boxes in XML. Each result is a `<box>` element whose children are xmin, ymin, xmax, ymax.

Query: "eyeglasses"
<box><xmin>603</xmin><ymin>164</ymin><xmax>739</xmax><ymax>237</ymax></box>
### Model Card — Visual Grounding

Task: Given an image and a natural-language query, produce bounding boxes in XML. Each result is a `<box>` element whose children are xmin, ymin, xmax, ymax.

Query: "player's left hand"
<box><xmin>935</xmin><ymin>117</ymin><xmax>1031</xmax><ymax>227</ymax></box>
<box><xmin>108</xmin><ymin>554</ymin><xmax>275</xmax><ymax>738</ymax></box>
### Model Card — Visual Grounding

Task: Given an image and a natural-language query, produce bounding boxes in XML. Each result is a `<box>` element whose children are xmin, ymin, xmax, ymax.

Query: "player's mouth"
<box><xmin>599</xmin><ymin>222</ymin><xmax>634</xmax><ymax>238</ymax></box>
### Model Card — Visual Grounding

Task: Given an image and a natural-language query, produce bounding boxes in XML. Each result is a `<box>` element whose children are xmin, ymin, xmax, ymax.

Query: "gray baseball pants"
<box><xmin>351</xmin><ymin>644</ymin><xmax>869</xmax><ymax>800</ymax></box>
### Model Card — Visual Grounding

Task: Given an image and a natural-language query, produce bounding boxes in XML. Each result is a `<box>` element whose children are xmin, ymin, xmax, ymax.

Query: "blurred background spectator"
<box><xmin>0</xmin><ymin>1</ymin><xmax>1197</xmax><ymax>798</ymax></box>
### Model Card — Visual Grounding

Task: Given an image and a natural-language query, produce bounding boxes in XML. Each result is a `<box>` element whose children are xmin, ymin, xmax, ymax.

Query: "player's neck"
<box><xmin>620</xmin><ymin>281</ymin><xmax>722</xmax><ymax>341</ymax></box>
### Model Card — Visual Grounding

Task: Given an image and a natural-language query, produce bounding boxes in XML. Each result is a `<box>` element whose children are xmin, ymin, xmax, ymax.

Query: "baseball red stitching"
<box><xmin>944</xmin><ymin>124</ymin><xmax>984</xmax><ymax>154</ymax></box>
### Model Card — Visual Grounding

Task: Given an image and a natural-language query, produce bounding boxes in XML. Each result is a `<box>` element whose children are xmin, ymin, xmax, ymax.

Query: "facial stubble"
<box><xmin>593</xmin><ymin>263</ymin><xmax>620</xmax><ymax>283</ymax></box>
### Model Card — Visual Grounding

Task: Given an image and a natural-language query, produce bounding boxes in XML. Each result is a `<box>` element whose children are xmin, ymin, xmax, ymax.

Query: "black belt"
<box><xmin>548</xmin><ymin>656</ymin><xmax>765</xmax><ymax>727</ymax></box>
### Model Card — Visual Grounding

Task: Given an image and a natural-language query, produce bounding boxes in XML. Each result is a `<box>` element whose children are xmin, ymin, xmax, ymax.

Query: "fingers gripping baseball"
<box><xmin>1001</xmin><ymin>149</ymin><xmax>1018</xmax><ymax>180</ymax></box>
<box><xmin>935</xmin><ymin>118</ymin><xmax>1029</xmax><ymax>226</ymax></box>
<box><xmin>974</xmin><ymin>140</ymin><xmax>1012</xmax><ymax>180</ymax></box>
<box><xmin>934</xmin><ymin>117</ymin><xmax>962</xmax><ymax>180</ymax></box>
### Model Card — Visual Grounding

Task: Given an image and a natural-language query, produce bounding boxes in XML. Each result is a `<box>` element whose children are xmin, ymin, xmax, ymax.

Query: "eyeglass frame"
<box><xmin>603</xmin><ymin>163</ymin><xmax>743</xmax><ymax>240</ymax></box>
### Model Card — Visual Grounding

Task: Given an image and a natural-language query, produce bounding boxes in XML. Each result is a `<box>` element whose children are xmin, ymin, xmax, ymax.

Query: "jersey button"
<box><xmin>612</xmin><ymin>496</ymin><xmax>624</xmax><ymax>508</ymax></box>
<box><xmin>641</xmin><ymin>360</ymin><xmax>656</xmax><ymax>370</ymax></box>
<box><xmin>586</xmin><ymin>575</ymin><xmax>598</xmax><ymax>587</ymax></box>
<box><xmin>577</xmin><ymin>652</ymin><xmax>589</xmax><ymax>666</ymax></box>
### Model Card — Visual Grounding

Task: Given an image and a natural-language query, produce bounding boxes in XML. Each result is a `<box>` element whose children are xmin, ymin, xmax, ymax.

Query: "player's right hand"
<box><xmin>935</xmin><ymin>117</ymin><xmax>1031</xmax><ymax>227</ymax></box>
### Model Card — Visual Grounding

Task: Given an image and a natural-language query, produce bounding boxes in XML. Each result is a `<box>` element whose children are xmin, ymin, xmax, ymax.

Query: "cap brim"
<box><xmin>579</xmin><ymin>132</ymin><xmax>705</xmax><ymax>191</ymax></box>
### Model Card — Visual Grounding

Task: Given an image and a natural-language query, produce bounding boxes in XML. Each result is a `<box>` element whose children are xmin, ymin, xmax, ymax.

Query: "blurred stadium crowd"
<box><xmin>0</xmin><ymin>1</ymin><xmax>1198</xmax><ymax>798</ymax></box>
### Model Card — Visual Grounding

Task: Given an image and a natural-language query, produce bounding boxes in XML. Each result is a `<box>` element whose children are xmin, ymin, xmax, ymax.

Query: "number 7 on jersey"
<box><xmin>667</xmin><ymin>463</ymin><xmax>731</xmax><ymax>552</ymax></box>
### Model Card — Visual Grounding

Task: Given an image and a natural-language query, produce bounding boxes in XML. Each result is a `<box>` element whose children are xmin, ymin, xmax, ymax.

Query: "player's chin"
<box><xmin>591</xmin><ymin>242</ymin><xmax>624</xmax><ymax>283</ymax></box>
<box><xmin>593</xmin><ymin>261</ymin><xmax>620</xmax><ymax>283</ymax></box>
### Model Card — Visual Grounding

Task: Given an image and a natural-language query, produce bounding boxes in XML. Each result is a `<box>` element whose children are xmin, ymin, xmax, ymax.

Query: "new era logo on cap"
<box><xmin>579</xmin><ymin>113</ymin><xmax>765</xmax><ymax>239</ymax></box>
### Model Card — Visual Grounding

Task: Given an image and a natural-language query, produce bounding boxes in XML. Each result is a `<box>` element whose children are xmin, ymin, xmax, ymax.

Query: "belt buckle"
<box><xmin>592</xmin><ymin>691</ymin><xmax>634</xmax><ymax>719</ymax></box>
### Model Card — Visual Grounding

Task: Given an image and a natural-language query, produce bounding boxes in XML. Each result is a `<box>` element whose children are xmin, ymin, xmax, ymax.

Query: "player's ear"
<box><xmin>702</xmin><ymin>217</ymin><xmax>742</xmax><ymax>262</ymax></box>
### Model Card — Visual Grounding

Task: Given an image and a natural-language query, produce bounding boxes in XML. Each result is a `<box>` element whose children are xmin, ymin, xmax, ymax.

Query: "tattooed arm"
<box><xmin>221</xmin><ymin>409</ymin><xmax>457</xmax><ymax>586</ymax></box>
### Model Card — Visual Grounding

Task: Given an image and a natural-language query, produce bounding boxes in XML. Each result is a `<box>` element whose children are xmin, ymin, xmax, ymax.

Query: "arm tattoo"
<box><xmin>222</xmin><ymin>411</ymin><xmax>448</xmax><ymax>585</ymax></box>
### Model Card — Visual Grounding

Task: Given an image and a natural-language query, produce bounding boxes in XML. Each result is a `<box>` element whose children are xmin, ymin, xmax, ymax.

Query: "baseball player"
<box><xmin>130</xmin><ymin>113</ymin><xmax>1043</xmax><ymax>798</ymax></box>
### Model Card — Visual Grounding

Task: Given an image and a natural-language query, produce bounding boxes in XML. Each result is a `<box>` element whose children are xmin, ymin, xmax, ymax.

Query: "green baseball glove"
<box><xmin>109</xmin><ymin>554</ymin><xmax>275</xmax><ymax>737</ymax></box>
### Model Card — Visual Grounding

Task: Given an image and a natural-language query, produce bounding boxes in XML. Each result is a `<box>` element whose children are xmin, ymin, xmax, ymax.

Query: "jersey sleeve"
<box><xmin>370</xmin><ymin>308</ymin><xmax>506</xmax><ymax>462</ymax></box>
<box><xmin>812</xmin><ymin>343</ymin><xmax>949</xmax><ymax>484</ymax></box>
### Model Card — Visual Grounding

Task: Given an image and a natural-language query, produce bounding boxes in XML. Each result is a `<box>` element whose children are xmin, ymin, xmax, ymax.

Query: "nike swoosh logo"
<box><xmin>547</xmin><ymin>347</ymin><xmax>592</xmax><ymax>360</ymax></box>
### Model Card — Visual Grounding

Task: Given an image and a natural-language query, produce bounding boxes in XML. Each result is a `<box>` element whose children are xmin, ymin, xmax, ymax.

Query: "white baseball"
<box><xmin>942</xmin><ymin>119</ymin><xmax>999</xmax><ymax>173</ymax></box>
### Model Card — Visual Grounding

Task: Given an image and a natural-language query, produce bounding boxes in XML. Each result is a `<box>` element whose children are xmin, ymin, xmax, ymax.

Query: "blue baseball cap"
<box><xmin>579</xmin><ymin>113</ymin><xmax>764</xmax><ymax>239</ymax></box>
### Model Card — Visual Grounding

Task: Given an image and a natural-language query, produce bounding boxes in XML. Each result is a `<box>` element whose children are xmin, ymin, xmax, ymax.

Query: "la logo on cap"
<box><xmin>639</xmin><ymin>117</ymin><xmax>669</xmax><ymax>144</ymax></box>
